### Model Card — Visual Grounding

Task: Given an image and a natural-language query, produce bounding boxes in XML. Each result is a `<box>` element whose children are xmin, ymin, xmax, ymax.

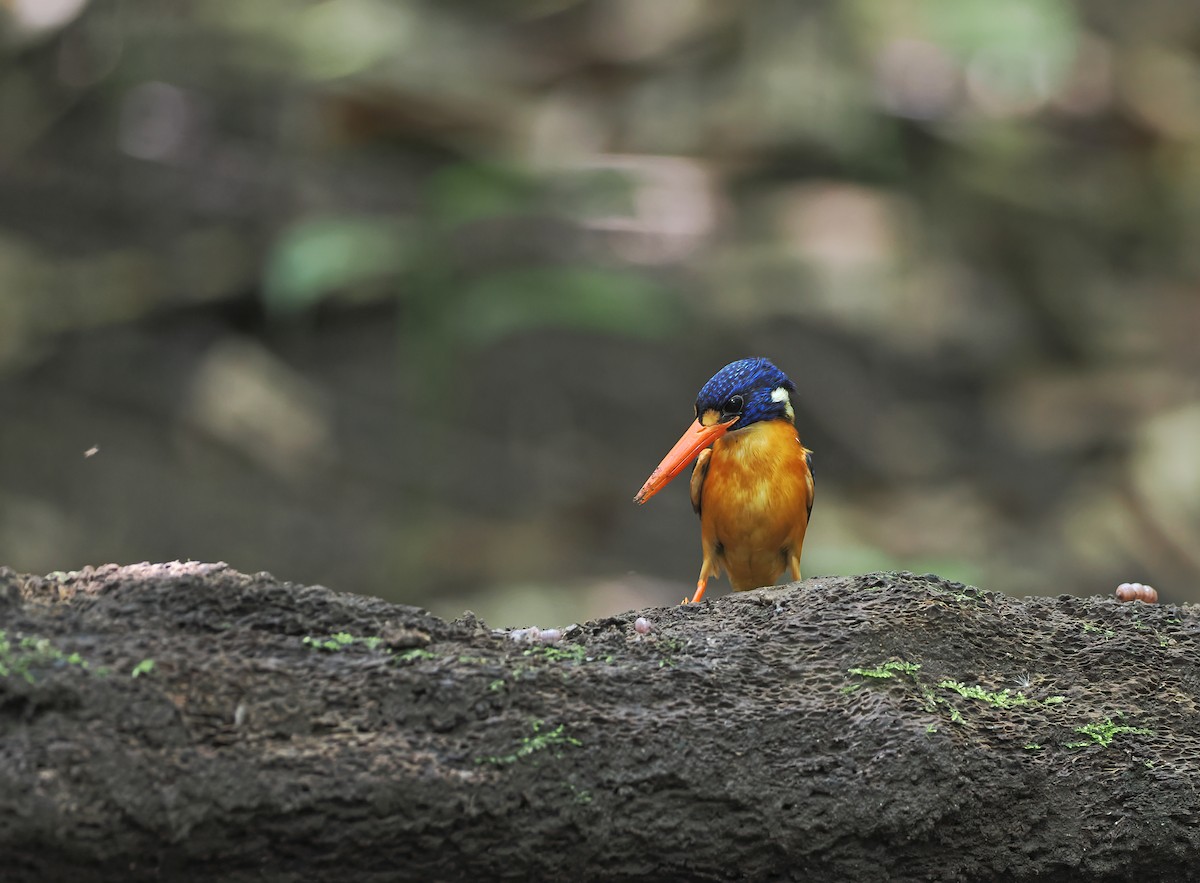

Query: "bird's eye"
<box><xmin>723</xmin><ymin>394</ymin><xmax>744</xmax><ymax>417</ymax></box>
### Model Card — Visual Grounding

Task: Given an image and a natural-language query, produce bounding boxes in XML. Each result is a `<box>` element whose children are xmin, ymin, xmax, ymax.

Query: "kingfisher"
<box><xmin>634</xmin><ymin>357</ymin><xmax>814</xmax><ymax>603</ymax></box>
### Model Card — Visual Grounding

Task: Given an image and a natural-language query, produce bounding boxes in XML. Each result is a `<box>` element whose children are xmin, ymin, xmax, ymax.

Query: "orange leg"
<box><xmin>685</xmin><ymin>557</ymin><xmax>717</xmax><ymax>604</ymax></box>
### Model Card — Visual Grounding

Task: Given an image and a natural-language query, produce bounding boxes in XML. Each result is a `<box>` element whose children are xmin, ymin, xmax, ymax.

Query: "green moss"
<box><xmin>917</xmin><ymin>683</ymin><xmax>941</xmax><ymax>713</ymax></box>
<box><xmin>0</xmin><ymin>630</ymin><xmax>91</xmax><ymax>683</ymax></box>
<box><xmin>656</xmin><ymin>637</ymin><xmax>685</xmax><ymax>654</ymax></box>
<box><xmin>937</xmin><ymin>680</ymin><xmax>1066</xmax><ymax>711</ymax></box>
<box><xmin>477</xmin><ymin>720</ymin><xmax>582</xmax><ymax>766</ymax></box>
<box><xmin>1066</xmin><ymin>717</ymin><xmax>1153</xmax><ymax>749</ymax></box>
<box><xmin>130</xmin><ymin>659</ymin><xmax>156</xmax><ymax>678</ymax></box>
<box><xmin>931</xmin><ymin>587</ymin><xmax>983</xmax><ymax>604</ymax></box>
<box><xmin>396</xmin><ymin>648</ymin><xmax>436</xmax><ymax>662</ymax></box>
<box><xmin>848</xmin><ymin>660</ymin><xmax>921</xmax><ymax>679</ymax></box>
<box><xmin>303</xmin><ymin>632</ymin><xmax>386</xmax><ymax>652</ymax></box>
<box><xmin>302</xmin><ymin>633</ymin><xmax>440</xmax><ymax>662</ymax></box>
<box><xmin>937</xmin><ymin>680</ymin><xmax>1034</xmax><ymax>709</ymax></box>
<box><xmin>639</xmin><ymin>636</ymin><xmax>684</xmax><ymax>669</ymax></box>
<box><xmin>844</xmin><ymin>660</ymin><xmax>920</xmax><ymax>695</ymax></box>
<box><xmin>846</xmin><ymin>657</ymin><xmax>1069</xmax><ymax>736</ymax></box>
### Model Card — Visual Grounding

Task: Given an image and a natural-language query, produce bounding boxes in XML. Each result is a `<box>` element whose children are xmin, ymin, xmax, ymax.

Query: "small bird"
<box><xmin>634</xmin><ymin>357</ymin><xmax>814</xmax><ymax>603</ymax></box>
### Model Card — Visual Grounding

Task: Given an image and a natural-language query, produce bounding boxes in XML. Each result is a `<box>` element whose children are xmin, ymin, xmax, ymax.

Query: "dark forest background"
<box><xmin>2</xmin><ymin>0</ymin><xmax>1199</xmax><ymax>626</ymax></box>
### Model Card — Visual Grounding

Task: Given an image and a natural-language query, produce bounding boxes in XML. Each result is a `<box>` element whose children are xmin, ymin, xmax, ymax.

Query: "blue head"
<box><xmin>634</xmin><ymin>357</ymin><xmax>796</xmax><ymax>503</ymax></box>
<box><xmin>695</xmin><ymin>357</ymin><xmax>796</xmax><ymax>431</ymax></box>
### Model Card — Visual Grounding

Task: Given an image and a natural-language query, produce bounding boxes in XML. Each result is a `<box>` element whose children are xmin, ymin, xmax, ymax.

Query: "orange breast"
<box><xmin>698</xmin><ymin>420</ymin><xmax>813</xmax><ymax>591</ymax></box>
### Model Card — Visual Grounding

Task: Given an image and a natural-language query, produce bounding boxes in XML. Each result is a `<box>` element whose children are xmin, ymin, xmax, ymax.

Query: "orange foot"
<box><xmin>682</xmin><ymin>578</ymin><xmax>709</xmax><ymax>605</ymax></box>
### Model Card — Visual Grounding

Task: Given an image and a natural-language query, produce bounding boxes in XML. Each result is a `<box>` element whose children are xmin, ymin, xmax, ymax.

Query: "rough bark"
<box><xmin>0</xmin><ymin>562</ymin><xmax>1197</xmax><ymax>882</ymax></box>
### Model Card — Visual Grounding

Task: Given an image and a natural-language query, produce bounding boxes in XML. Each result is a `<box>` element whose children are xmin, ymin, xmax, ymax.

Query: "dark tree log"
<box><xmin>0</xmin><ymin>563</ymin><xmax>1197</xmax><ymax>881</ymax></box>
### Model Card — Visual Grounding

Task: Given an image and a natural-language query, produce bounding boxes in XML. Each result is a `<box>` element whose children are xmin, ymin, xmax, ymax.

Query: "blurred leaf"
<box><xmin>295</xmin><ymin>0</ymin><xmax>409</xmax><ymax>80</ymax></box>
<box><xmin>924</xmin><ymin>0</ymin><xmax>1077</xmax><ymax>82</ymax></box>
<box><xmin>262</xmin><ymin>216</ymin><xmax>414</xmax><ymax>314</ymax></box>
<box><xmin>450</xmin><ymin>267</ymin><xmax>677</xmax><ymax>343</ymax></box>
<box><xmin>556</xmin><ymin>168</ymin><xmax>640</xmax><ymax>222</ymax></box>
<box><xmin>430</xmin><ymin>163</ymin><xmax>539</xmax><ymax>229</ymax></box>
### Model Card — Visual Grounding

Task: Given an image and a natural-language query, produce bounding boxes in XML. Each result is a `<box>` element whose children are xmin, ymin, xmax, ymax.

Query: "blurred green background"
<box><xmin>2</xmin><ymin>0</ymin><xmax>1199</xmax><ymax>626</ymax></box>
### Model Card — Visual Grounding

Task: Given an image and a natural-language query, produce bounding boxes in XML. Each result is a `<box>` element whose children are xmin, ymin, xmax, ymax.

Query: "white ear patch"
<box><xmin>771</xmin><ymin>386</ymin><xmax>794</xmax><ymax>420</ymax></box>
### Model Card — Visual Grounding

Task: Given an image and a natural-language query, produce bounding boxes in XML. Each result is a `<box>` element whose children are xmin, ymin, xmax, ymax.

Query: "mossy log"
<box><xmin>0</xmin><ymin>563</ymin><xmax>1197</xmax><ymax>882</ymax></box>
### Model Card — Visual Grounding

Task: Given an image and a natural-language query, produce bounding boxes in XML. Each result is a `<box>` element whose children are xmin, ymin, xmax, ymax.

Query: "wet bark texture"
<box><xmin>0</xmin><ymin>562</ymin><xmax>1197</xmax><ymax>882</ymax></box>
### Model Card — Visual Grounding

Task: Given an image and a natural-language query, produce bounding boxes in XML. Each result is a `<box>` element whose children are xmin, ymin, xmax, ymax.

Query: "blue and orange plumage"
<box><xmin>635</xmin><ymin>358</ymin><xmax>814</xmax><ymax>602</ymax></box>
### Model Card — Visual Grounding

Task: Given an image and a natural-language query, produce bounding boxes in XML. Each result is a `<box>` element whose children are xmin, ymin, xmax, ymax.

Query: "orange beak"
<box><xmin>634</xmin><ymin>416</ymin><xmax>738</xmax><ymax>504</ymax></box>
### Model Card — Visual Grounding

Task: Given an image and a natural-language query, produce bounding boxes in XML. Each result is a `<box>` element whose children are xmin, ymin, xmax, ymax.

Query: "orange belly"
<box><xmin>696</xmin><ymin>420</ymin><xmax>813</xmax><ymax>591</ymax></box>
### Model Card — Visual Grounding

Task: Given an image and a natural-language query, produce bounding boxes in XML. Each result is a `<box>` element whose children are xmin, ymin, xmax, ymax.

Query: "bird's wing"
<box><xmin>803</xmin><ymin>448</ymin><xmax>814</xmax><ymax>519</ymax></box>
<box><xmin>690</xmin><ymin>447</ymin><xmax>712</xmax><ymax>515</ymax></box>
